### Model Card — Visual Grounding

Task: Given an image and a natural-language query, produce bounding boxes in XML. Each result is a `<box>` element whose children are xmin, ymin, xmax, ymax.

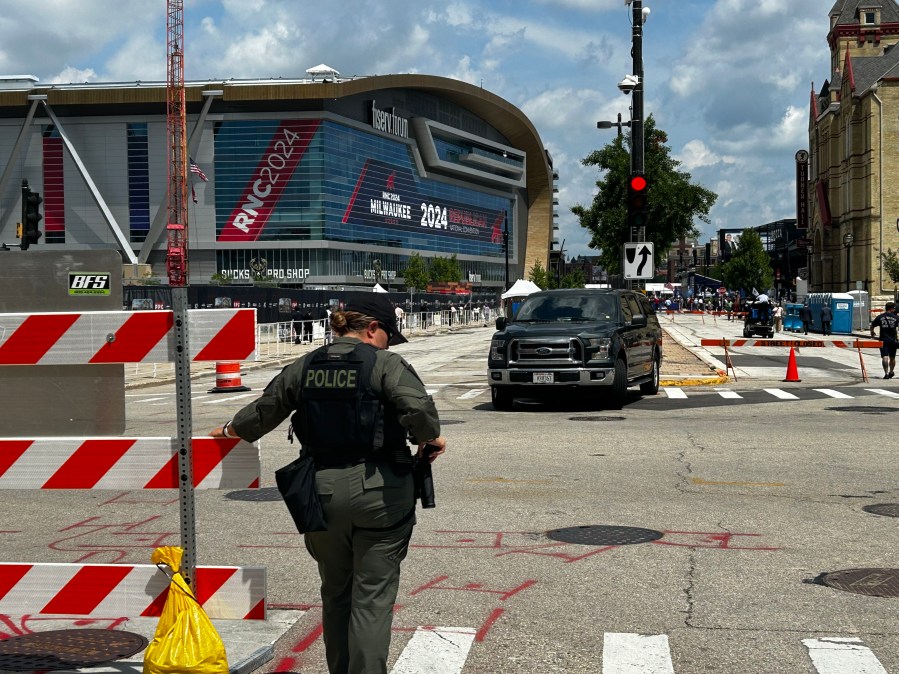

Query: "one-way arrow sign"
<box><xmin>623</xmin><ymin>242</ymin><xmax>654</xmax><ymax>280</ymax></box>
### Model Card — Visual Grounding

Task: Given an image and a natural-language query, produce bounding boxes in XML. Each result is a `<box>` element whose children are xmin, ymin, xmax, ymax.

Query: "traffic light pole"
<box><xmin>630</xmin><ymin>0</ymin><xmax>645</xmax><ymax>216</ymax></box>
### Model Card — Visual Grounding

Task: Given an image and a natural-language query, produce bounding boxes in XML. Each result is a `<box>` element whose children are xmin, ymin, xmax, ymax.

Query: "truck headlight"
<box><xmin>490</xmin><ymin>339</ymin><xmax>506</xmax><ymax>361</ymax></box>
<box><xmin>585</xmin><ymin>337</ymin><xmax>611</xmax><ymax>359</ymax></box>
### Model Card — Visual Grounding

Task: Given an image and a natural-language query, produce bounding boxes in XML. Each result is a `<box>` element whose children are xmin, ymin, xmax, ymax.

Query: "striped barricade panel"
<box><xmin>0</xmin><ymin>563</ymin><xmax>266</xmax><ymax>620</ymax></box>
<box><xmin>701</xmin><ymin>338</ymin><xmax>882</xmax><ymax>349</ymax></box>
<box><xmin>0</xmin><ymin>437</ymin><xmax>259</xmax><ymax>489</ymax></box>
<box><xmin>0</xmin><ymin>308</ymin><xmax>256</xmax><ymax>365</ymax></box>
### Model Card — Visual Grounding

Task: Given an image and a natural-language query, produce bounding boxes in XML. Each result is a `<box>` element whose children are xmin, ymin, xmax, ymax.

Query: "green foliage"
<box><xmin>719</xmin><ymin>229</ymin><xmax>773</xmax><ymax>294</ymax></box>
<box><xmin>528</xmin><ymin>259</ymin><xmax>554</xmax><ymax>290</ymax></box>
<box><xmin>403</xmin><ymin>253</ymin><xmax>430</xmax><ymax>290</ymax></box>
<box><xmin>558</xmin><ymin>267</ymin><xmax>586</xmax><ymax>289</ymax></box>
<box><xmin>210</xmin><ymin>272</ymin><xmax>233</xmax><ymax>286</ymax></box>
<box><xmin>880</xmin><ymin>248</ymin><xmax>899</xmax><ymax>285</ymax></box>
<box><xmin>571</xmin><ymin>116</ymin><xmax>717</xmax><ymax>274</ymax></box>
<box><xmin>428</xmin><ymin>254</ymin><xmax>462</xmax><ymax>283</ymax></box>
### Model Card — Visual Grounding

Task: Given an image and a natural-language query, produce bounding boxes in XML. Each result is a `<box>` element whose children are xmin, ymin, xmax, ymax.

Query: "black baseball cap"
<box><xmin>345</xmin><ymin>295</ymin><xmax>407</xmax><ymax>345</ymax></box>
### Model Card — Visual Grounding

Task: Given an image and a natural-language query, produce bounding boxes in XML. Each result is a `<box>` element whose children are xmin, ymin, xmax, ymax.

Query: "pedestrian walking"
<box><xmin>799</xmin><ymin>304</ymin><xmax>813</xmax><ymax>334</ymax></box>
<box><xmin>773</xmin><ymin>304</ymin><xmax>784</xmax><ymax>333</ymax></box>
<box><xmin>210</xmin><ymin>294</ymin><xmax>446</xmax><ymax>674</ymax></box>
<box><xmin>871</xmin><ymin>301</ymin><xmax>899</xmax><ymax>379</ymax></box>
<box><xmin>820</xmin><ymin>303</ymin><xmax>833</xmax><ymax>336</ymax></box>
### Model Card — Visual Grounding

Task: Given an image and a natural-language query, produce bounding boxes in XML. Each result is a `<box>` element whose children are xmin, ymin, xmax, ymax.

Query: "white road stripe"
<box><xmin>764</xmin><ymin>388</ymin><xmax>799</xmax><ymax>400</ymax></box>
<box><xmin>866</xmin><ymin>388</ymin><xmax>899</xmax><ymax>399</ymax></box>
<box><xmin>135</xmin><ymin>397</ymin><xmax>166</xmax><ymax>403</ymax></box>
<box><xmin>458</xmin><ymin>389</ymin><xmax>485</xmax><ymax>399</ymax></box>
<box><xmin>426</xmin><ymin>389</ymin><xmax>439</xmax><ymax>396</ymax></box>
<box><xmin>204</xmin><ymin>393</ymin><xmax>257</xmax><ymax>404</ymax></box>
<box><xmin>389</xmin><ymin>626</ymin><xmax>476</xmax><ymax>674</ymax></box>
<box><xmin>802</xmin><ymin>637</ymin><xmax>888</xmax><ymax>674</ymax></box>
<box><xmin>602</xmin><ymin>632</ymin><xmax>675</xmax><ymax>674</ymax></box>
<box><xmin>716</xmin><ymin>390</ymin><xmax>743</xmax><ymax>399</ymax></box>
<box><xmin>813</xmin><ymin>389</ymin><xmax>853</xmax><ymax>399</ymax></box>
<box><xmin>662</xmin><ymin>387</ymin><xmax>687</xmax><ymax>399</ymax></box>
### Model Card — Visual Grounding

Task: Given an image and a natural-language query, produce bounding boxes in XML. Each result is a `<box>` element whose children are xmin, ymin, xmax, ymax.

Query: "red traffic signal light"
<box><xmin>629</xmin><ymin>175</ymin><xmax>647</xmax><ymax>192</ymax></box>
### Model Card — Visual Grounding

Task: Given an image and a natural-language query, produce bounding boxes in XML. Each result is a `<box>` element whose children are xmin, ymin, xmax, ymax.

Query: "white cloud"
<box><xmin>675</xmin><ymin>140</ymin><xmax>737</xmax><ymax>171</ymax></box>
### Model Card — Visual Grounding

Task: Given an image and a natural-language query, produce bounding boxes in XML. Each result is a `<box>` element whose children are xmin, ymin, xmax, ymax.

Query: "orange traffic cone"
<box><xmin>783</xmin><ymin>347</ymin><xmax>801</xmax><ymax>383</ymax></box>
<box><xmin>208</xmin><ymin>361</ymin><xmax>251</xmax><ymax>393</ymax></box>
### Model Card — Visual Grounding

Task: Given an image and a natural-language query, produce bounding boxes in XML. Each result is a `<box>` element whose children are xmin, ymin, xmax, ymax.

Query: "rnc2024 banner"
<box><xmin>215</xmin><ymin>119</ymin><xmax>507</xmax><ymax>247</ymax></box>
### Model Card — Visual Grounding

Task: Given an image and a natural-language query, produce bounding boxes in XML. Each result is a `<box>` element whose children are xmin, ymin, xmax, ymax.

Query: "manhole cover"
<box><xmin>568</xmin><ymin>416</ymin><xmax>626</xmax><ymax>422</ymax></box>
<box><xmin>827</xmin><ymin>406</ymin><xmax>898</xmax><ymax>415</ymax></box>
<box><xmin>545</xmin><ymin>525</ymin><xmax>664</xmax><ymax>546</ymax></box>
<box><xmin>816</xmin><ymin>568</ymin><xmax>899</xmax><ymax>598</ymax></box>
<box><xmin>863</xmin><ymin>503</ymin><xmax>899</xmax><ymax>518</ymax></box>
<box><xmin>0</xmin><ymin>629</ymin><xmax>147</xmax><ymax>671</ymax></box>
<box><xmin>226</xmin><ymin>486</ymin><xmax>282</xmax><ymax>501</ymax></box>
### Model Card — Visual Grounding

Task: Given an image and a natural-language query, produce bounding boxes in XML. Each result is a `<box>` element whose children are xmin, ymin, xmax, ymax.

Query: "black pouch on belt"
<box><xmin>275</xmin><ymin>452</ymin><xmax>328</xmax><ymax>533</ymax></box>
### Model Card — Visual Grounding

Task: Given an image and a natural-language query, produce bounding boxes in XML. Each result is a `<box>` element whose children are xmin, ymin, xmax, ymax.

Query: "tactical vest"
<box><xmin>292</xmin><ymin>342</ymin><xmax>409</xmax><ymax>466</ymax></box>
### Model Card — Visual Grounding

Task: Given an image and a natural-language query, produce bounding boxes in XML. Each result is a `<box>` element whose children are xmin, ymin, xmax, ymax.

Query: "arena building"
<box><xmin>0</xmin><ymin>68</ymin><xmax>555</xmax><ymax>293</ymax></box>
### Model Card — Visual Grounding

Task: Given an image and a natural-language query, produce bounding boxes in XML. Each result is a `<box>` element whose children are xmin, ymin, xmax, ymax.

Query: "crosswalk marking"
<box><xmin>716</xmin><ymin>390</ymin><xmax>742</xmax><ymax>399</ymax></box>
<box><xmin>763</xmin><ymin>388</ymin><xmax>799</xmax><ymax>400</ymax></box>
<box><xmin>602</xmin><ymin>633</ymin><xmax>675</xmax><ymax>674</ymax></box>
<box><xmin>457</xmin><ymin>389</ymin><xmax>485</xmax><ymax>399</ymax></box>
<box><xmin>204</xmin><ymin>393</ymin><xmax>257</xmax><ymax>404</ymax></box>
<box><xmin>866</xmin><ymin>388</ymin><xmax>899</xmax><ymax>399</ymax></box>
<box><xmin>813</xmin><ymin>389</ymin><xmax>853</xmax><ymax>399</ymax></box>
<box><xmin>389</xmin><ymin>627</ymin><xmax>476</xmax><ymax>674</ymax></box>
<box><xmin>802</xmin><ymin>637</ymin><xmax>888</xmax><ymax>674</ymax></box>
<box><xmin>662</xmin><ymin>387</ymin><xmax>687</xmax><ymax>399</ymax></box>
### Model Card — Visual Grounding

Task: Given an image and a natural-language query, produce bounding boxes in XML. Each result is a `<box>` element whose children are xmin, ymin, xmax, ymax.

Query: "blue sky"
<box><xmin>0</xmin><ymin>0</ymin><xmax>827</xmax><ymax>259</ymax></box>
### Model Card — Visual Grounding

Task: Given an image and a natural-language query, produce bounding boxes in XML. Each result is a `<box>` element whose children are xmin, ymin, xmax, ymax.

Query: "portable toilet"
<box><xmin>829</xmin><ymin>293</ymin><xmax>854</xmax><ymax>334</ymax></box>
<box><xmin>847</xmin><ymin>290</ymin><xmax>869</xmax><ymax>331</ymax></box>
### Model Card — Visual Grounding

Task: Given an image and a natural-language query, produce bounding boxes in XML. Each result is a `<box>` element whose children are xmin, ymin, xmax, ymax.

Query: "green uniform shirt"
<box><xmin>230</xmin><ymin>337</ymin><xmax>440</xmax><ymax>445</ymax></box>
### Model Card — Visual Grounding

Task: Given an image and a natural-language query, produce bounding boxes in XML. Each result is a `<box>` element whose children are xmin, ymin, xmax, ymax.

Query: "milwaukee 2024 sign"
<box><xmin>342</xmin><ymin>159</ymin><xmax>505</xmax><ymax>246</ymax></box>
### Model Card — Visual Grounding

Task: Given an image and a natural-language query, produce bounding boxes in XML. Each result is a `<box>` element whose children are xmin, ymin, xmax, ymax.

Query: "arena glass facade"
<box><xmin>0</xmin><ymin>75</ymin><xmax>554</xmax><ymax>291</ymax></box>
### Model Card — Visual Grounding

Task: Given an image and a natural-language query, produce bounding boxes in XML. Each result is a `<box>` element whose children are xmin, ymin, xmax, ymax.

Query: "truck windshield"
<box><xmin>515</xmin><ymin>294</ymin><xmax>618</xmax><ymax>322</ymax></box>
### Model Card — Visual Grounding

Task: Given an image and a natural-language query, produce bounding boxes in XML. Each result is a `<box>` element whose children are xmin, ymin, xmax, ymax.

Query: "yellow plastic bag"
<box><xmin>143</xmin><ymin>547</ymin><xmax>228</xmax><ymax>674</ymax></box>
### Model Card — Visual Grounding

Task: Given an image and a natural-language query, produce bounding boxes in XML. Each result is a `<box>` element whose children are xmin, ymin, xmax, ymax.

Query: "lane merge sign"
<box><xmin>623</xmin><ymin>242</ymin><xmax>654</xmax><ymax>280</ymax></box>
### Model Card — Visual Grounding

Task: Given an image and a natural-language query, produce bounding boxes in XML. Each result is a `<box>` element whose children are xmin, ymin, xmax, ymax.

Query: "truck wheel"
<box><xmin>640</xmin><ymin>354</ymin><xmax>660</xmax><ymax>395</ymax></box>
<box><xmin>605</xmin><ymin>358</ymin><xmax>628</xmax><ymax>409</ymax></box>
<box><xmin>491</xmin><ymin>386</ymin><xmax>514</xmax><ymax>411</ymax></box>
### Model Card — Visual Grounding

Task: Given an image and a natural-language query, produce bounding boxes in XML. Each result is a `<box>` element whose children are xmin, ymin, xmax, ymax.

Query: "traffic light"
<box><xmin>627</xmin><ymin>173</ymin><xmax>649</xmax><ymax>238</ymax></box>
<box><xmin>20</xmin><ymin>181</ymin><xmax>42</xmax><ymax>250</ymax></box>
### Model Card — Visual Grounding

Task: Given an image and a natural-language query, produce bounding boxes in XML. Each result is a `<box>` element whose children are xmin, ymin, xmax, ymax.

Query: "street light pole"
<box><xmin>843</xmin><ymin>232</ymin><xmax>854</xmax><ymax>292</ymax></box>
<box><xmin>503</xmin><ymin>209</ymin><xmax>510</xmax><ymax>290</ymax></box>
<box><xmin>630</xmin><ymin>0</ymin><xmax>645</xmax><ymax>179</ymax></box>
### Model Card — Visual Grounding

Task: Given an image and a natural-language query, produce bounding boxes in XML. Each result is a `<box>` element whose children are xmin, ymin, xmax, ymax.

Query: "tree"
<box><xmin>559</xmin><ymin>268</ymin><xmax>586</xmax><ymax>289</ymax></box>
<box><xmin>572</xmin><ymin>115</ymin><xmax>717</xmax><ymax>274</ymax></box>
<box><xmin>528</xmin><ymin>259</ymin><xmax>554</xmax><ymax>290</ymax></box>
<box><xmin>880</xmin><ymin>249</ymin><xmax>899</xmax><ymax>292</ymax></box>
<box><xmin>403</xmin><ymin>253</ymin><xmax>429</xmax><ymax>290</ymax></box>
<box><xmin>720</xmin><ymin>229</ymin><xmax>773</xmax><ymax>296</ymax></box>
<box><xmin>429</xmin><ymin>254</ymin><xmax>462</xmax><ymax>283</ymax></box>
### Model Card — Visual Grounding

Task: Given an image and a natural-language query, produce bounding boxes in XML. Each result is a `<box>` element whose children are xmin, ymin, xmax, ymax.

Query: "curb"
<box><xmin>660</xmin><ymin>374</ymin><xmax>730</xmax><ymax>387</ymax></box>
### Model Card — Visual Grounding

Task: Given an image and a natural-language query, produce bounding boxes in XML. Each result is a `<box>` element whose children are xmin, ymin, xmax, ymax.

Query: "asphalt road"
<box><xmin>3</xmin><ymin>323</ymin><xmax>898</xmax><ymax>673</ymax></box>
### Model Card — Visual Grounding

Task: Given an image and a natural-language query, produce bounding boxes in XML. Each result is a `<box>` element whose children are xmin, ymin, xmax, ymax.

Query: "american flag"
<box><xmin>664</xmin><ymin>282</ymin><xmax>674</xmax><ymax>290</ymax></box>
<box><xmin>189</xmin><ymin>158</ymin><xmax>208</xmax><ymax>182</ymax></box>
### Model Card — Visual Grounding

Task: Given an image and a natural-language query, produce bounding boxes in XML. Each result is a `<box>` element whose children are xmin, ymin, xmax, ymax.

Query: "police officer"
<box><xmin>211</xmin><ymin>294</ymin><xmax>445</xmax><ymax>674</ymax></box>
<box><xmin>871</xmin><ymin>301</ymin><xmax>899</xmax><ymax>379</ymax></box>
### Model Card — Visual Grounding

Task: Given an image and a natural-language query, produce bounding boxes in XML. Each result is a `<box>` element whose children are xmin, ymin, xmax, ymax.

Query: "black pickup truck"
<box><xmin>487</xmin><ymin>288</ymin><xmax>663</xmax><ymax>409</ymax></box>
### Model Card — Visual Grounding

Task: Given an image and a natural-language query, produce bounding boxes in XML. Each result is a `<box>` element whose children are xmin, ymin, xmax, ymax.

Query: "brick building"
<box><xmin>809</xmin><ymin>0</ymin><xmax>899</xmax><ymax>297</ymax></box>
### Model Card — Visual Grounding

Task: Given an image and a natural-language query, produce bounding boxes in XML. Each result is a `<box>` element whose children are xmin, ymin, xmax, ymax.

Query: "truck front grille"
<box><xmin>509</xmin><ymin>338</ymin><xmax>583</xmax><ymax>367</ymax></box>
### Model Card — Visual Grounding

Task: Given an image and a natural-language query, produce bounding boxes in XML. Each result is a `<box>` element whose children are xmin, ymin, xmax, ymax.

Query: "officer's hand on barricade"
<box><xmin>417</xmin><ymin>436</ymin><xmax>446</xmax><ymax>463</ymax></box>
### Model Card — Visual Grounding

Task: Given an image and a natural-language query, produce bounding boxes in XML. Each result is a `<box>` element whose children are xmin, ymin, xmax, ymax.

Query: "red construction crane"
<box><xmin>166</xmin><ymin>0</ymin><xmax>188</xmax><ymax>286</ymax></box>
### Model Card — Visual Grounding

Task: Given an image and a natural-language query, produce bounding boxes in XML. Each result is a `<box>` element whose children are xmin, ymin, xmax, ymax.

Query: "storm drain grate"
<box><xmin>226</xmin><ymin>486</ymin><xmax>282</xmax><ymax>502</ymax></box>
<box><xmin>546</xmin><ymin>525</ymin><xmax>663</xmax><ymax>546</ymax></box>
<box><xmin>863</xmin><ymin>503</ymin><xmax>899</xmax><ymax>518</ymax></box>
<box><xmin>0</xmin><ymin>629</ymin><xmax>147</xmax><ymax>671</ymax></box>
<box><xmin>568</xmin><ymin>416</ymin><xmax>626</xmax><ymax>422</ymax></box>
<box><xmin>816</xmin><ymin>568</ymin><xmax>899</xmax><ymax>598</ymax></box>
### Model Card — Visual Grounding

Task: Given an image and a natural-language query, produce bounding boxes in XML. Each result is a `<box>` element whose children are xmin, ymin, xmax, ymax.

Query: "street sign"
<box><xmin>717</xmin><ymin>287</ymin><xmax>727</xmax><ymax>295</ymax></box>
<box><xmin>623</xmin><ymin>242</ymin><xmax>654</xmax><ymax>280</ymax></box>
<box><xmin>797</xmin><ymin>238</ymin><xmax>811</xmax><ymax>248</ymax></box>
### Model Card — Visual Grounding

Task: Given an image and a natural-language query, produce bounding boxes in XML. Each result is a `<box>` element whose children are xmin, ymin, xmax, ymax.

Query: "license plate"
<box><xmin>533</xmin><ymin>372</ymin><xmax>554</xmax><ymax>384</ymax></box>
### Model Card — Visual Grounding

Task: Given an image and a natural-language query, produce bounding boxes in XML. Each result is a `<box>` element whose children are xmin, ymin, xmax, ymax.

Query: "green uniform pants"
<box><xmin>305</xmin><ymin>461</ymin><xmax>415</xmax><ymax>674</ymax></box>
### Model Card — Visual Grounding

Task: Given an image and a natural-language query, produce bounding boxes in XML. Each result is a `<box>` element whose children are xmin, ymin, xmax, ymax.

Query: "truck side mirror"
<box><xmin>631</xmin><ymin>314</ymin><xmax>648</xmax><ymax>327</ymax></box>
<box><xmin>495</xmin><ymin>317</ymin><xmax>507</xmax><ymax>331</ymax></box>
